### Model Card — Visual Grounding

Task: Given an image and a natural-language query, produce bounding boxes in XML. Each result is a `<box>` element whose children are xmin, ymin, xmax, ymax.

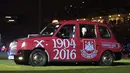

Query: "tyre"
<box><xmin>29</xmin><ymin>49</ymin><xmax>48</xmax><ymax>66</ymax></box>
<box><xmin>99</xmin><ymin>51</ymin><xmax>114</xmax><ymax>66</ymax></box>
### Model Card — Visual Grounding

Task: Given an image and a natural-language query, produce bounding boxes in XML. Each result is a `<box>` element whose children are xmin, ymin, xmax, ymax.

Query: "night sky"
<box><xmin>0</xmin><ymin>0</ymin><xmax>130</xmax><ymax>44</ymax></box>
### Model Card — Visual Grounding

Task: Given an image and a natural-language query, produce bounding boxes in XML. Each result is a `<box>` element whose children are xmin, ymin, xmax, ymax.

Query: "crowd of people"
<box><xmin>105</xmin><ymin>19</ymin><xmax>130</xmax><ymax>44</ymax></box>
<box><xmin>105</xmin><ymin>19</ymin><xmax>130</xmax><ymax>57</ymax></box>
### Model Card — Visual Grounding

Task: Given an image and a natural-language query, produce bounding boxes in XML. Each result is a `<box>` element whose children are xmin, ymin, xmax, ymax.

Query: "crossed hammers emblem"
<box><xmin>34</xmin><ymin>40</ymin><xmax>44</xmax><ymax>48</ymax></box>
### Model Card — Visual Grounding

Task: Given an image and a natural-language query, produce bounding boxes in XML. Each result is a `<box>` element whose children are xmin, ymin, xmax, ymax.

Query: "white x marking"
<box><xmin>34</xmin><ymin>40</ymin><xmax>44</xmax><ymax>48</ymax></box>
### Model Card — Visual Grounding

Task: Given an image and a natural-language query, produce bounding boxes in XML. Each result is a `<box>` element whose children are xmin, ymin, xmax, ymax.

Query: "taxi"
<box><xmin>9</xmin><ymin>20</ymin><xmax>122</xmax><ymax>66</ymax></box>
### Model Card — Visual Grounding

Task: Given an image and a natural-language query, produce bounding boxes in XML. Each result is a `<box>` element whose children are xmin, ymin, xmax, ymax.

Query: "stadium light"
<box><xmin>118</xmin><ymin>14</ymin><xmax>120</xmax><ymax>17</ymax></box>
<box><xmin>5</xmin><ymin>16</ymin><xmax>12</xmax><ymax>18</ymax></box>
<box><xmin>7</xmin><ymin>19</ymin><xmax>15</xmax><ymax>22</ymax></box>
<box><xmin>109</xmin><ymin>15</ymin><xmax>112</xmax><ymax>18</ymax></box>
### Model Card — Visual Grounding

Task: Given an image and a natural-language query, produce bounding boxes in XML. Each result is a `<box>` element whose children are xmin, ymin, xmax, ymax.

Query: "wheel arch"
<box><xmin>100</xmin><ymin>50</ymin><xmax>115</xmax><ymax>60</ymax></box>
<box><xmin>99</xmin><ymin>50</ymin><xmax>115</xmax><ymax>66</ymax></box>
<box><xmin>32</xmin><ymin>47</ymin><xmax>50</xmax><ymax>62</ymax></box>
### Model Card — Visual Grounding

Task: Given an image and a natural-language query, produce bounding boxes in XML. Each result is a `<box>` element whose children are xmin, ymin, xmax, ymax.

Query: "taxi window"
<box><xmin>80</xmin><ymin>24</ymin><xmax>97</xmax><ymax>38</ymax></box>
<box><xmin>40</xmin><ymin>24</ymin><xmax>61</xmax><ymax>36</ymax></box>
<box><xmin>56</xmin><ymin>24</ymin><xmax>75</xmax><ymax>38</ymax></box>
<box><xmin>98</xmin><ymin>26</ymin><xmax>111</xmax><ymax>38</ymax></box>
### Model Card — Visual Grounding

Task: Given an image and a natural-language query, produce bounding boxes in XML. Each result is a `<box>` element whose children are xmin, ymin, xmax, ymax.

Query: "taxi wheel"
<box><xmin>99</xmin><ymin>51</ymin><xmax>114</xmax><ymax>66</ymax></box>
<box><xmin>29</xmin><ymin>49</ymin><xmax>48</xmax><ymax>66</ymax></box>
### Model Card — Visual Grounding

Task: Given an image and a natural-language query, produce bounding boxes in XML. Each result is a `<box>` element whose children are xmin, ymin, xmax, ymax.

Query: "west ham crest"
<box><xmin>81</xmin><ymin>40</ymin><xmax>98</xmax><ymax>59</ymax></box>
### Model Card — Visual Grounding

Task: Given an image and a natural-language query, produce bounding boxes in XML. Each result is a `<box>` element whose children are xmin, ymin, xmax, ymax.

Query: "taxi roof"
<box><xmin>58</xmin><ymin>20</ymin><xmax>108</xmax><ymax>27</ymax></box>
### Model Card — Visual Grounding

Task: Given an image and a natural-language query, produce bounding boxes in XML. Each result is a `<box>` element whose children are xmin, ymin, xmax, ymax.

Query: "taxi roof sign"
<box><xmin>52</xmin><ymin>20</ymin><xmax>59</xmax><ymax>23</ymax></box>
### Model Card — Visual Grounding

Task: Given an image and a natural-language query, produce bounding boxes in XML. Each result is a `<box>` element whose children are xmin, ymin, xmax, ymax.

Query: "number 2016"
<box><xmin>53</xmin><ymin>49</ymin><xmax>76</xmax><ymax>60</ymax></box>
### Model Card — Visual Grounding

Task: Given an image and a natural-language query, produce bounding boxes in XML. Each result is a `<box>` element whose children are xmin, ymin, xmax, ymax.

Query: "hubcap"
<box><xmin>32</xmin><ymin>52</ymin><xmax>45</xmax><ymax>64</ymax></box>
<box><xmin>102</xmin><ymin>52</ymin><xmax>113</xmax><ymax>65</ymax></box>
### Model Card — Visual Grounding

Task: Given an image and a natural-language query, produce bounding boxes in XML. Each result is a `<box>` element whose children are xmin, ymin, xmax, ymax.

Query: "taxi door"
<box><xmin>78</xmin><ymin>24</ymin><xmax>100</xmax><ymax>61</ymax></box>
<box><xmin>52</xmin><ymin>24</ymin><xmax>78</xmax><ymax>61</ymax></box>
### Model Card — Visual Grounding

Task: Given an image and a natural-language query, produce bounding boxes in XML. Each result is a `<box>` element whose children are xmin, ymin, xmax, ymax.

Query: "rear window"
<box><xmin>98</xmin><ymin>26</ymin><xmax>111</xmax><ymax>38</ymax></box>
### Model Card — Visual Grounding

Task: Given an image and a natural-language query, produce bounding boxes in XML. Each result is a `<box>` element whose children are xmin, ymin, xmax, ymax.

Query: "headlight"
<box><xmin>9</xmin><ymin>41</ymin><xmax>17</xmax><ymax>55</ymax></box>
<box><xmin>9</xmin><ymin>42</ymin><xmax>13</xmax><ymax>47</ymax></box>
<box><xmin>9</xmin><ymin>41</ymin><xmax>17</xmax><ymax>49</ymax></box>
<box><xmin>21</xmin><ymin>42</ymin><xmax>26</xmax><ymax>48</ymax></box>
